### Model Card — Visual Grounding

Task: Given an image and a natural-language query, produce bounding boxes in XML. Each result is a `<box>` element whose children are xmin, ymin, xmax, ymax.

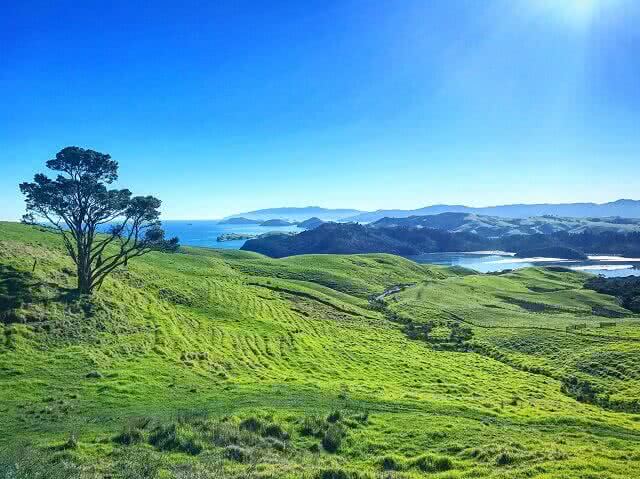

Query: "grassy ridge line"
<box><xmin>247</xmin><ymin>282</ymin><xmax>376</xmax><ymax>319</ymax></box>
<box><xmin>443</xmin><ymin>308</ymin><xmax>640</xmax><ymax>343</ymax></box>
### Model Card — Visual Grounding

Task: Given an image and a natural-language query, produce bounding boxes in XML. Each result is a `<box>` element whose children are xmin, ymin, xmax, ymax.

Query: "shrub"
<box><xmin>322</xmin><ymin>424</ymin><xmax>345</xmax><ymax>453</ymax></box>
<box><xmin>114</xmin><ymin>427</ymin><xmax>144</xmax><ymax>445</ymax></box>
<box><xmin>62</xmin><ymin>433</ymin><xmax>78</xmax><ymax>450</ymax></box>
<box><xmin>378</xmin><ymin>455</ymin><xmax>404</xmax><ymax>471</ymax></box>
<box><xmin>327</xmin><ymin>410</ymin><xmax>342</xmax><ymax>423</ymax></box>
<box><xmin>148</xmin><ymin>423</ymin><xmax>203</xmax><ymax>455</ymax></box>
<box><xmin>239</xmin><ymin>417</ymin><xmax>264</xmax><ymax>433</ymax></box>
<box><xmin>263</xmin><ymin>422</ymin><xmax>289</xmax><ymax>441</ymax></box>
<box><xmin>300</xmin><ymin>415</ymin><xmax>327</xmax><ymax>437</ymax></box>
<box><xmin>224</xmin><ymin>445</ymin><xmax>250</xmax><ymax>462</ymax></box>
<box><xmin>318</xmin><ymin>469</ymin><xmax>349</xmax><ymax>479</ymax></box>
<box><xmin>495</xmin><ymin>451</ymin><xmax>515</xmax><ymax>466</ymax></box>
<box><xmin>411</xmin><ymin>454</ymin><xmax>453</xmax><ymax>472</ymax></box>
<box><xmin>266</xmin><ymin>437</ymin><xmax>287</xmax><ymax>451</ymax></box>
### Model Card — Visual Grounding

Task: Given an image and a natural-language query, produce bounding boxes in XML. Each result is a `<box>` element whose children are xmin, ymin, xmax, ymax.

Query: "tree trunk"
<box><xmin>77</xmin><ymin>266</ymin><xmax>92</xmax><ymax>294</ymax></box>
<box><xmin>76</xmin><ymin>247</ymin><xmax>93</xmax><ymax>295</ymax></box>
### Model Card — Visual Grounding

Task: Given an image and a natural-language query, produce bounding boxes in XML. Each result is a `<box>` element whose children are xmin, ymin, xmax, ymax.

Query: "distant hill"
<box><xmin>217</xmin><ymin>216</ymin><xmax>262</xmax><ymax>225</ymax></box>
<box><xmin>242</xmin><ymin>221</ymin><xmax>640</xmax><ymax>258</ymax></box>
<box><xmin>297</xmin><ymin>217</ymin><xmax>325</xmax><ymax>229</ymax></box>
<box><xmin>346</xmin><ymin>199</ymin><xmax>640</xmax><ymax>223</ymax></box>
<box><xmin>372</xmin><ymin>212</ymin><xmax>640</xmax><ymax>237</ymax></box>
<box><xmin>224</xmin><ymin>200</ymin><xmax>640</xmax><ymax>224</ymax></box>
<box><xmin>241</xmin><ymin>223</ymin><xmax>486</xmax><ymax>257</ymax></box>
<box><xmin>224</xmin><ymin>206</ymin><xmax>363</xmax><ymax>222</ymax></box>
<box><xmin>259</xmin><ymin>219</ymin><xmax>294</xmax><ymax>227</ymax></box>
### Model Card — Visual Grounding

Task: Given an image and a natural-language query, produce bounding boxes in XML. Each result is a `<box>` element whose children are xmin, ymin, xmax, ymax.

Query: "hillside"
<box><xmin>1</xmin><ymin>222</ymin><xmax>640</xmax><ymax>478</ymax></box>
<box><xmin>242</xmin><ymin>222</ymin><xmax>640</xmax><ymax>258</ymax></box>
<box><xmin>372</xmin><ymin>212</ymin><xmax>640</xmax><ymax>236</ymax></box>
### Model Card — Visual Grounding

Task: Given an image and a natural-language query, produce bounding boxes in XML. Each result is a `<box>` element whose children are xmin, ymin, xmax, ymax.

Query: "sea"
<box><xmin>408</xmin><ymin>252</ymin><xmax>640</xmax><ymax>278</ymax></box>
<box><xmin>162</xmin><ymin>220</ymin><xmax>303</xmax><ymax>250</ymax></box>
<box><xmin>162</xmin><ymin>221</ymin><xmax>639</xmax><ymax>277</ymax></box>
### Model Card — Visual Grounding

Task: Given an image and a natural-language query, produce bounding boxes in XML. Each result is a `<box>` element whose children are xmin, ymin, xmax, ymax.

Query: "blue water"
<box><xmin>409</xmin><ymin>252</ymin><xmax>640</xmax><ymax>277</ymax></box>
<box><xmin>162</xmin><ymin>220</ymin><xmax>303</xmax><ymax>249</ymax></box>
<box><xmin>159</xmin><ymin>222</ymin><xmax>639</xmax><ymax>277</ymax></box>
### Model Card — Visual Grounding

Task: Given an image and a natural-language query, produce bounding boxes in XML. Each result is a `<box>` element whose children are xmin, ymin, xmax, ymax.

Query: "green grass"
<box><xmin>1</xmin><ymin>221</ymin><xmax>640</xmax><ymax>478</ymax></box>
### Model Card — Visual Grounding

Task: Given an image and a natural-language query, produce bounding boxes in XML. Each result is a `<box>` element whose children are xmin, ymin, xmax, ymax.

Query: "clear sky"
<box><xmin>1</xmin><ymin>0</ymin><xmax>639</xmax><ymax>220</ymax></box>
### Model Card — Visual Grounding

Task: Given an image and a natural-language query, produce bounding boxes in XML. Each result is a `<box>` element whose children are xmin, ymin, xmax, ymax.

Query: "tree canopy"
<box><xmin>20</xmin><ymin>146</ymin><xmax>179</xmax><ymax>294</ymax></box>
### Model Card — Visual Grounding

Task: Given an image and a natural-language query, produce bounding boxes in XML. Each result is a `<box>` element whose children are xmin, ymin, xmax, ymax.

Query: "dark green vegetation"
<box><xmin>242</xmin><ymin>220</ymin><xmax>640</xmax><ymax>258</ymax></box>
<box><xmin>218</xmin><ymin>232</ymin><xmax>297</xmax><ymax>243</ymax></box>
<box><xmin>585</xmin><ymin>276</ymin><xmax>640</xmax><ymax>313</ymax></box>
<box><xmin>297</xmin><ymin>217</ymin><xmax>326</xmax><ymax>230</ymax></box>
<box><xmin>217</xmin><ymin>233</ymin><xmax>256</xmax><ymax>242</ymax></box>
<box><xmin>372</xmin><ymin>212</ymin><xmax>640</xmax><ymax>236</ymax></box>
<box><xmin>1</xmin><ymin>222</ymin><xmax>640</xmax><ymax>478</ymax></box>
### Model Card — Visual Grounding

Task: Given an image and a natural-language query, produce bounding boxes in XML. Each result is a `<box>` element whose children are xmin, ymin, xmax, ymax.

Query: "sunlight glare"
<box><xmin>529</xmin><ymin>0</ymin><xmax>620</xmax><ymax>28</ymax></box>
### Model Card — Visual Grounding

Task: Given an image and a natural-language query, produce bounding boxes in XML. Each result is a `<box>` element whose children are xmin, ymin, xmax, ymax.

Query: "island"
<box><xmin>297</xmin><ymin>217</ymin><xmax>326</xmax><ymax>229</ymax></box>
<box><xmin>217</xmin><ymin>217</ymin><xmax>262</xmax><ymax>225</ymax></box>
<box><xmin>259</xmin><ymin>219</ymin><xmax>293</xmax><ymax>227</ymax></box>
<box><xmin>216</xmin><ymin>233</ymin><xmax>256</xmax><ymax>242</ymax></box>
<box><xmin>217</xmin><ymin>231</ymin><xmax>298</xmax><ymax>242</ymax></box>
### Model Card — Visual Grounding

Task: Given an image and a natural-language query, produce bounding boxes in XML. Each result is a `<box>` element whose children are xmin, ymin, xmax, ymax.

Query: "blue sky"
<box><xmin>1</xmin><ymin>0</ymin><xmax>639</xmax><ymax>220</ymax></box>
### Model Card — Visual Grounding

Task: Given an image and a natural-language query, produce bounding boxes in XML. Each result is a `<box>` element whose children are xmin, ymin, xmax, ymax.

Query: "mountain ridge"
<box><xmin>346</xmin><ymin>199</ymin><xmax>640</xmax><ymax>222</ymax></box>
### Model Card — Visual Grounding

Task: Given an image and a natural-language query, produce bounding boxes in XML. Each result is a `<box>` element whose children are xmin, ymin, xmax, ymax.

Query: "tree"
<box><xmin>20</xmin><ymin>146</ymin><xmax>179</xmax><ymax>294</ymax></box>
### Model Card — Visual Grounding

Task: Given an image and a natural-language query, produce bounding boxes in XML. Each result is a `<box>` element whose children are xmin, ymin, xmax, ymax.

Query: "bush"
<box><xmin>263</xmin><ymin>422</ymin><xmax>289</xmax><ymax>440</ymax></box>
<box><xmin>326</xmin><ymin>410</ymin><xmax>342</xmax><ymax>423</ymax></box>
<box><xmin>322</xmin><ymin>423</ymin><xmax>345</xmax><ymax>453</ymax></box>
<box><xmin>319</xmin><ymin>470</ymin><xmax>349</xmax><ymax>479</ymax></box>
<box><xmin>266</xmin><ymin>437</ymin><xmax>287</xmax><ymax>451</ymax></box>
<box><xmin>224</xmin><ymin>445</ymin><xmax>250</xmax><ymax>462</ymax></box>
<box><xmin>300</xmin><ymin>415</ymin><xmax>327</xmax><ymax>437</ymax></box>
<box><xmin>114</xmin><ymin>427</ymin><xmax>144</xmax><ymax>445</ymax></box>
<box><xmin>378</xmin><ymin>455</ymin><xmax>404</xmax><ymax>471</ymax></box>
<box><xmin>411</xmin><ymin>454</ymin><xmax>453</xmax><ymax>472</ymax></box>
<box><xmin>148</xmin><ymin>423</ymin><xmax>203</xmax><ymax>455</ymax></box>
<box><xmin>239</xmin><ymin>416</ymin><xmax>263</xmax><ymax>433</ymax></box>
<box><xmin>495</xmin><ymin>451</ymin><xmax>515</xmax><ymax>466</ymax></box>
<box><xmin>62</xmin><ymin>433</ymin><xmax>78</xmax><ymax>450</ymax></box>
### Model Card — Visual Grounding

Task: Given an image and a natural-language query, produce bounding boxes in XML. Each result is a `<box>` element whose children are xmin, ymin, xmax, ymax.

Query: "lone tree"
<box><xmin>20</xmin><ymin>146</ymin><xmax>179</xmax><ymax>294</ymax></box>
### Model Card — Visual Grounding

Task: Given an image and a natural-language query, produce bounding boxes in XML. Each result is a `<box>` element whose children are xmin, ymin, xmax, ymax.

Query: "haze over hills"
<box><xmin>224</xmin><ymin>200</ymin><xmax>640</xmax><ymax>224</ymax></box>
<box><xmin>372</xmin><ymin>212</ymin><xmax>640</xmax><ymax>237</ymax></box>
<box><xmin>345</xmin><ymin>199</ymin><xmax>640</xmax><ymax>223</ymax></box>
<box><xmin>224</xmin><ymin>206</ymin><xmax>363</xmax><ymax>222</ymax></box>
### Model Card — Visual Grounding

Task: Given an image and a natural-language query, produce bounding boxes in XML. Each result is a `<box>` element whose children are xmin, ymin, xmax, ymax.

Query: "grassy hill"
<box><xmin>1</xmin><ymin>222</ymin><xmax>640</xmax><ymax>478</ymax></box>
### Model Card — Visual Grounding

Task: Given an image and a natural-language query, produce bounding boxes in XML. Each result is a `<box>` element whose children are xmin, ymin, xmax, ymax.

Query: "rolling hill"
<box><xmin>371</xmin><ymin>212</ymin><xmax>640</xmax><ymax>237</ymax></box>
<box><xmin>241</xmin><ymin>221</ymin><xmax>640</xmax><ymax>258</ymax></box>
<box><xmin>1</xmin><ymin>222</ymin><xmax>640</xmax><ymax>478</ymax></box>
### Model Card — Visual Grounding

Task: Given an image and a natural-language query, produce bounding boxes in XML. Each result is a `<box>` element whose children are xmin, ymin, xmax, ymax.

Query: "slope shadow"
<box><xmin>0</xmin><ymin>265</ymin><xmax>77</xmax><ymax>323</ymax></box>
<box><xmin>0</xmin><ymin>265</ymin><xmax>36</xmax><ymax>323</ymax></box>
